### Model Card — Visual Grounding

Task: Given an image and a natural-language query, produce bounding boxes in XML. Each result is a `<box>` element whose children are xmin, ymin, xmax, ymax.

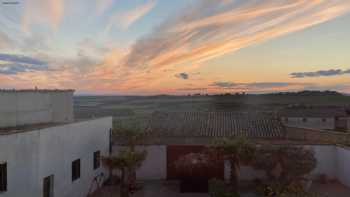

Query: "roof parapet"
<box><xmin>0</xmin><ymin>89</ymin><xmax>75</xmax><ymax>93</ymax></box>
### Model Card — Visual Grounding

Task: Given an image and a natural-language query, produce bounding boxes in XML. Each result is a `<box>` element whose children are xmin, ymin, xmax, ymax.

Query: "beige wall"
<box><xmin>0</xmin><ymin>91</ymin><xmax>74</xmax><ymax>128</ymax></box>
<box><xmin>285</xmin><ymin>126</ymin><xmax>350</xmax><ymax>144</ymax></box>
<box><xmin>282</xmin><ymin>117</ymin><xmax>335</xmax><ymax>130</ymax></box>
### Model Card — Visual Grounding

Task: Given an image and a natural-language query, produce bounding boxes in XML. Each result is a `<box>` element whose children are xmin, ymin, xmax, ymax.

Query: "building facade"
<box><xmin>0</xmin><ymin>90</ymin><xmax>112</xmax><ymax>197</ymax></box>
<box><xmin>114</xmin><ymin>111</ymin><xmax>350</xmax><ymax>190</ymax></box>
<box><xmin>116</xmin><ymin>145</ymin><xmax>350</xmax><ymax>189</ymax></box>
<box><xmin>279</xmin><ymin>107</ymin><xmax>350</xmax><ymax>131</ymax></box>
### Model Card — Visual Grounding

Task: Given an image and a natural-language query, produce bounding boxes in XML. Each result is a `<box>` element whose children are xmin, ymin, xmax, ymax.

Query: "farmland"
<box><xmin>74</xmin><ymin>91</ymin><xmax>350</xmax><ymax>126</ymax></box>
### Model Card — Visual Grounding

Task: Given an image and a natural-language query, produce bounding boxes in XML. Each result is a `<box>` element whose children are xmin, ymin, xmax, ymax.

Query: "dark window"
<box><xmin>322</xmin><ymin>118</ymin><xmax>327</xmax><ymax>122</ymax></box>
<box><xmin>0</xmin><ymin>163</ymin><xmax>7</xmax><ymax>192</ymax></box>
<box><xmin>109</xmin><ymin>128</ymin><xmax>113</xmax><ymax>155</ymax></box>
<box><xmin>302</xmin><ymin>118</ymin><xmax>307</xmax><ymax>122</ymax></box>
<box><xmin>93</xmin><ymin>151</ymin><xmax>101</xmax><ymax>170</ymax></box>
<box><xmin>72</xmin><ymin>159</ymin><xmax>80</xmax><ymax>181</ymax></box>
<box><xmin>284</xmin><ymin>117</ymin><xmax>288</xmax><ymax>122</ymax></box>
<box><xmin>43</xmin><ymin>175</ymin><xmax>54</xmax><ymax>197</ymax></box>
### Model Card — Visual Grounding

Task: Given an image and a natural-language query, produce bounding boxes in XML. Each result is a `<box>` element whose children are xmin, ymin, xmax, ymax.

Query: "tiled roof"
<box><xmin>278</xmin><ymin>107</ymin><xmax>349</xmax><ymax>118</ymax></box>
<box><xmin>145</xmin><ymin>111</ymin><xmax>286</xmax><ymax>138</ymax></box>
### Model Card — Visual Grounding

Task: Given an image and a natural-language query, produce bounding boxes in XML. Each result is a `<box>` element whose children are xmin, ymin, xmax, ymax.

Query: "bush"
<box><xmin>252</xmin><ymin>146</ymin><xmax>317</xmax><ymax>197</ymax></box>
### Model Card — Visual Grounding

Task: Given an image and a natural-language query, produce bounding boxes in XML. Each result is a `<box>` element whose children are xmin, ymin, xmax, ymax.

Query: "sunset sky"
<box><xmin>1</xmin><ymin>0</ymin><xmax>350</xmax><ymax>95</ymax></box>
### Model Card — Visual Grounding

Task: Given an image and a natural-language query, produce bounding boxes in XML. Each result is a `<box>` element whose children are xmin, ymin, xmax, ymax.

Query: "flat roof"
<box><xmin>0</xmin><ymin>122</ymin><xmax>65</xmax><ymax>135</ymax></box>
<box><xmin>0</xmin><ymin>89</ymin><xmax>75</xmax><ymax>93</ymax></box>
<box><xmin>0</xmin><ymin>117</ymin><xmax>108</xmax><ymax>136</ymax></box>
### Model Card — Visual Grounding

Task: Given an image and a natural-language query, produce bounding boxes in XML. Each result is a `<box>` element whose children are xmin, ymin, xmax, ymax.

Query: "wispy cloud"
<box><xmin>0</xmin><ymin>31</ymin><xmax>13</xmax><ymax>49</ymax></box>
<box><xmin>96</xmin><ymin>0</ymin><xmax>114</xmax><ymax>15</ymax></box>
<box><xmin>105</xmin><ymin>0</ymin><xmax>156</xmax><ymax>31</ymax></box>
<box><xmin>22</xmin><ymin>0</ymin><xmax>64</xmax><ymax>31</ymax></box>
<box><xmin>0</xmin><ymin>63</ymin><xmax>49</xmax><ymax>75</ymax></box>
<box><xmin>122</xmin><ymin>0</ymin><xmax>350</xmax><ymax>72</ymax></box>
<box><xmin>0</xmin><ymin>53</ymin><xmax>48</xmax><ymax>65</ymax></box>
<box><xmin>0</xmin><ymin>53</ymin><xmax>50</xmax><ymax>75</ymax></box>
<box><xmin>290</xmin><ymin>68</ymin><xmax>350</xmax><ymax>78</ymax></box>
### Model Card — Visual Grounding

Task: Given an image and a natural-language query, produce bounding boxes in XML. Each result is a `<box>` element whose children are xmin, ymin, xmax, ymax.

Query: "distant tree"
<box><xmin>113</xmin><ymin>122</ymin><xmax>145</xmax><ymax>150</ymax></box>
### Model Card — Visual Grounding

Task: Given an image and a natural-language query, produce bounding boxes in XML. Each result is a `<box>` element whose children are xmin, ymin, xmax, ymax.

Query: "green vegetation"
<box><xmin>211</xmin><ymin>137</ymin><xmax>256</xmax><ymax>192</ymax></box>
<box><xmin>102</xmin><ymin>149</ymin><xmax>147</xmax><ymax>197</ymax></box>
<box><xmin>253</xmin><ymin>146</ymin><xmax>317</xmax><ymax>197</ymax></box>
<box><xmin>102</xmin><ymin>124</ymin><xmax>147</xmax><ymax>197</ymax></box>
<box><xmin>176</xmin><ymin>138</ymin><xmax>317</xmax><ymax>197</ymax></box>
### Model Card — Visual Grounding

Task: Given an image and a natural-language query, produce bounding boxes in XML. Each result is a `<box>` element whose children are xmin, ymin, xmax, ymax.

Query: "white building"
<box><xmin>0</xmin><ymin>90</ymin><xmax>112</xmax><ymax>197</ymax></box>
<box><xmin>114</xmin><ymin>112</ymin><xmax>350</xmax><ymax>191</ymax></box>
<box><xmin>279</xmin><ymin>107</ymin><xmax>350</xmax><ymax>131</ymax></box>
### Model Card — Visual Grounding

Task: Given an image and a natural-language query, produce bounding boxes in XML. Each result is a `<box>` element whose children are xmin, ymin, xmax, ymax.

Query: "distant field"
<box><xmin>74</xmin><ymin>93</ymin><xmax>350</xmax><ymax>126</ymax></box>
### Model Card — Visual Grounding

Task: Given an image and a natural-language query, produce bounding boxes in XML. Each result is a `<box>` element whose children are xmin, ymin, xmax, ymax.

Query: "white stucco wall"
<box><xmin>112</xmin><ymin>144</ymin><xmax>350</xmax><ymax>188</ymax></box>
<box><xmin>0</xmin><ymin>117</ymin><xmax>112</xmax><ymax>197</ymax></box>
<box><xmin>282</xmin><ymin>117</ymin><xmax>335</xmax><ymax>130</ymax></box>
<box><xmin>309</xmin><ymin>145</ymin><xmax>337</xmax><ymax>178</ymax></box>
<box><xmin>0</xmin><ymin>131</ymin><xmax>40</xmax><ymax>196</ymax></box>
<box><xmin>335</xmin><ymin>146</ymin><xmax>350</xmax><ymax>187</ymax></box>
<box><xmin>0</xmin><ymin>91</ymin><xmax>74</xmax><ymax>128</ymax></box>
<box><xmin>223</xmin><ymin>145</ymin><xmax>349</xmax><ymax>186</ymax></box>
<box><xmin>136</xmin><ymin>146</ymin><xmax>167</xmax><ymax>180</ymax></box>
<box><xmin>224</xmin><ymin>161</ymin><xmax>265</xmax><ymax>181</ymax></box>
<box><xmin>113</xmin><ymin>145</ymin><xmax>167</xmax><ymax>180</ymax></box>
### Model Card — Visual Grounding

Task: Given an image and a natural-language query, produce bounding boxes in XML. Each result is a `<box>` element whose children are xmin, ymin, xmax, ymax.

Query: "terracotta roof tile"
<box><xmin>146</xmin><ymin>111</ymin><xmax>286</xmax><ymax>138</ymax></box>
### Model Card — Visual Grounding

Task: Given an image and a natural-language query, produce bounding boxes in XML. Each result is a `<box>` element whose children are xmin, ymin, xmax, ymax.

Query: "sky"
<box><xmin>1</xmin><ymin>0</ymin><xmax>350</xmax><ymax>95</ymax></box>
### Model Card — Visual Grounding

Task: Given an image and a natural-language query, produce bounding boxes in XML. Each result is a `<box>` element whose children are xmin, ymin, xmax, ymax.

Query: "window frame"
<box><xmin>93</xmin><ymin>151</ymin><xmax>101</xmax><ymax>170</ymax></box>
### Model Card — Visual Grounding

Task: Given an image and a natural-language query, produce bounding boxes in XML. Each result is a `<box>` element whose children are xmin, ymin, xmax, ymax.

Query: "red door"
<box><xmin>166</xmin><ymin>145</ymin><xmax>224</xmax><ymax>180</ymax></box>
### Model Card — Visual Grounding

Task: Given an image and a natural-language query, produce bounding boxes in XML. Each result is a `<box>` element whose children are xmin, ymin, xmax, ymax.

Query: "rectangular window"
<box><xmin>93</xmin><ymin>151</ymin><xmax>101</xmax><ymax>170</ymax></box>
<box><xmin>72</xmin><ymin>159</ymin><xmax>81</xmax><ymax>181</ymax></box>
<box><xmin>109</xmin><ymin>128</ymin><xmax>113</xmax><ymax>155</ymax></box>
<box><xmin>322</xmin><ymin>118</ymin><xmax>327</xmax><ymax>122</ymax></box>
<box><xmin>302</xmin><ymin>118</ymin><xmax>307</xmax><ymax>123</ymax></box>
<box><xmin>43</xmin><ymin>175</ymin><xmax>54</xmax><ymax>197</ymax></box>
<box><xmin>0</xmin><ymin>163</ymin><xmax>7</xmax><ymax>192</ymax></box>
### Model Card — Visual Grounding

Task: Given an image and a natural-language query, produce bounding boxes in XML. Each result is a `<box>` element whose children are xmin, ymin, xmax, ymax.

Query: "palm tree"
<box><xmin>113</xmin><ymin>122</ymin><xmax>146</xmax><ymax>190</ymax></box>
<box><xmin>211</xmin><ymin>137</ymin><xmax>256</xmax><ymax>192</ymax></box>
<box><xmin>102</xmin><ymin>149</ymin><xmax>147</xmax><ymax>197</ymax></box>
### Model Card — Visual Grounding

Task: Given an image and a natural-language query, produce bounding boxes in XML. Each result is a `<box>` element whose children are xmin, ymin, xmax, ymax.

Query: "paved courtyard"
<box><xmin>90</xmin><ymin>180</ymin><xmax>350</xmax><ymax>197</ymax></box>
